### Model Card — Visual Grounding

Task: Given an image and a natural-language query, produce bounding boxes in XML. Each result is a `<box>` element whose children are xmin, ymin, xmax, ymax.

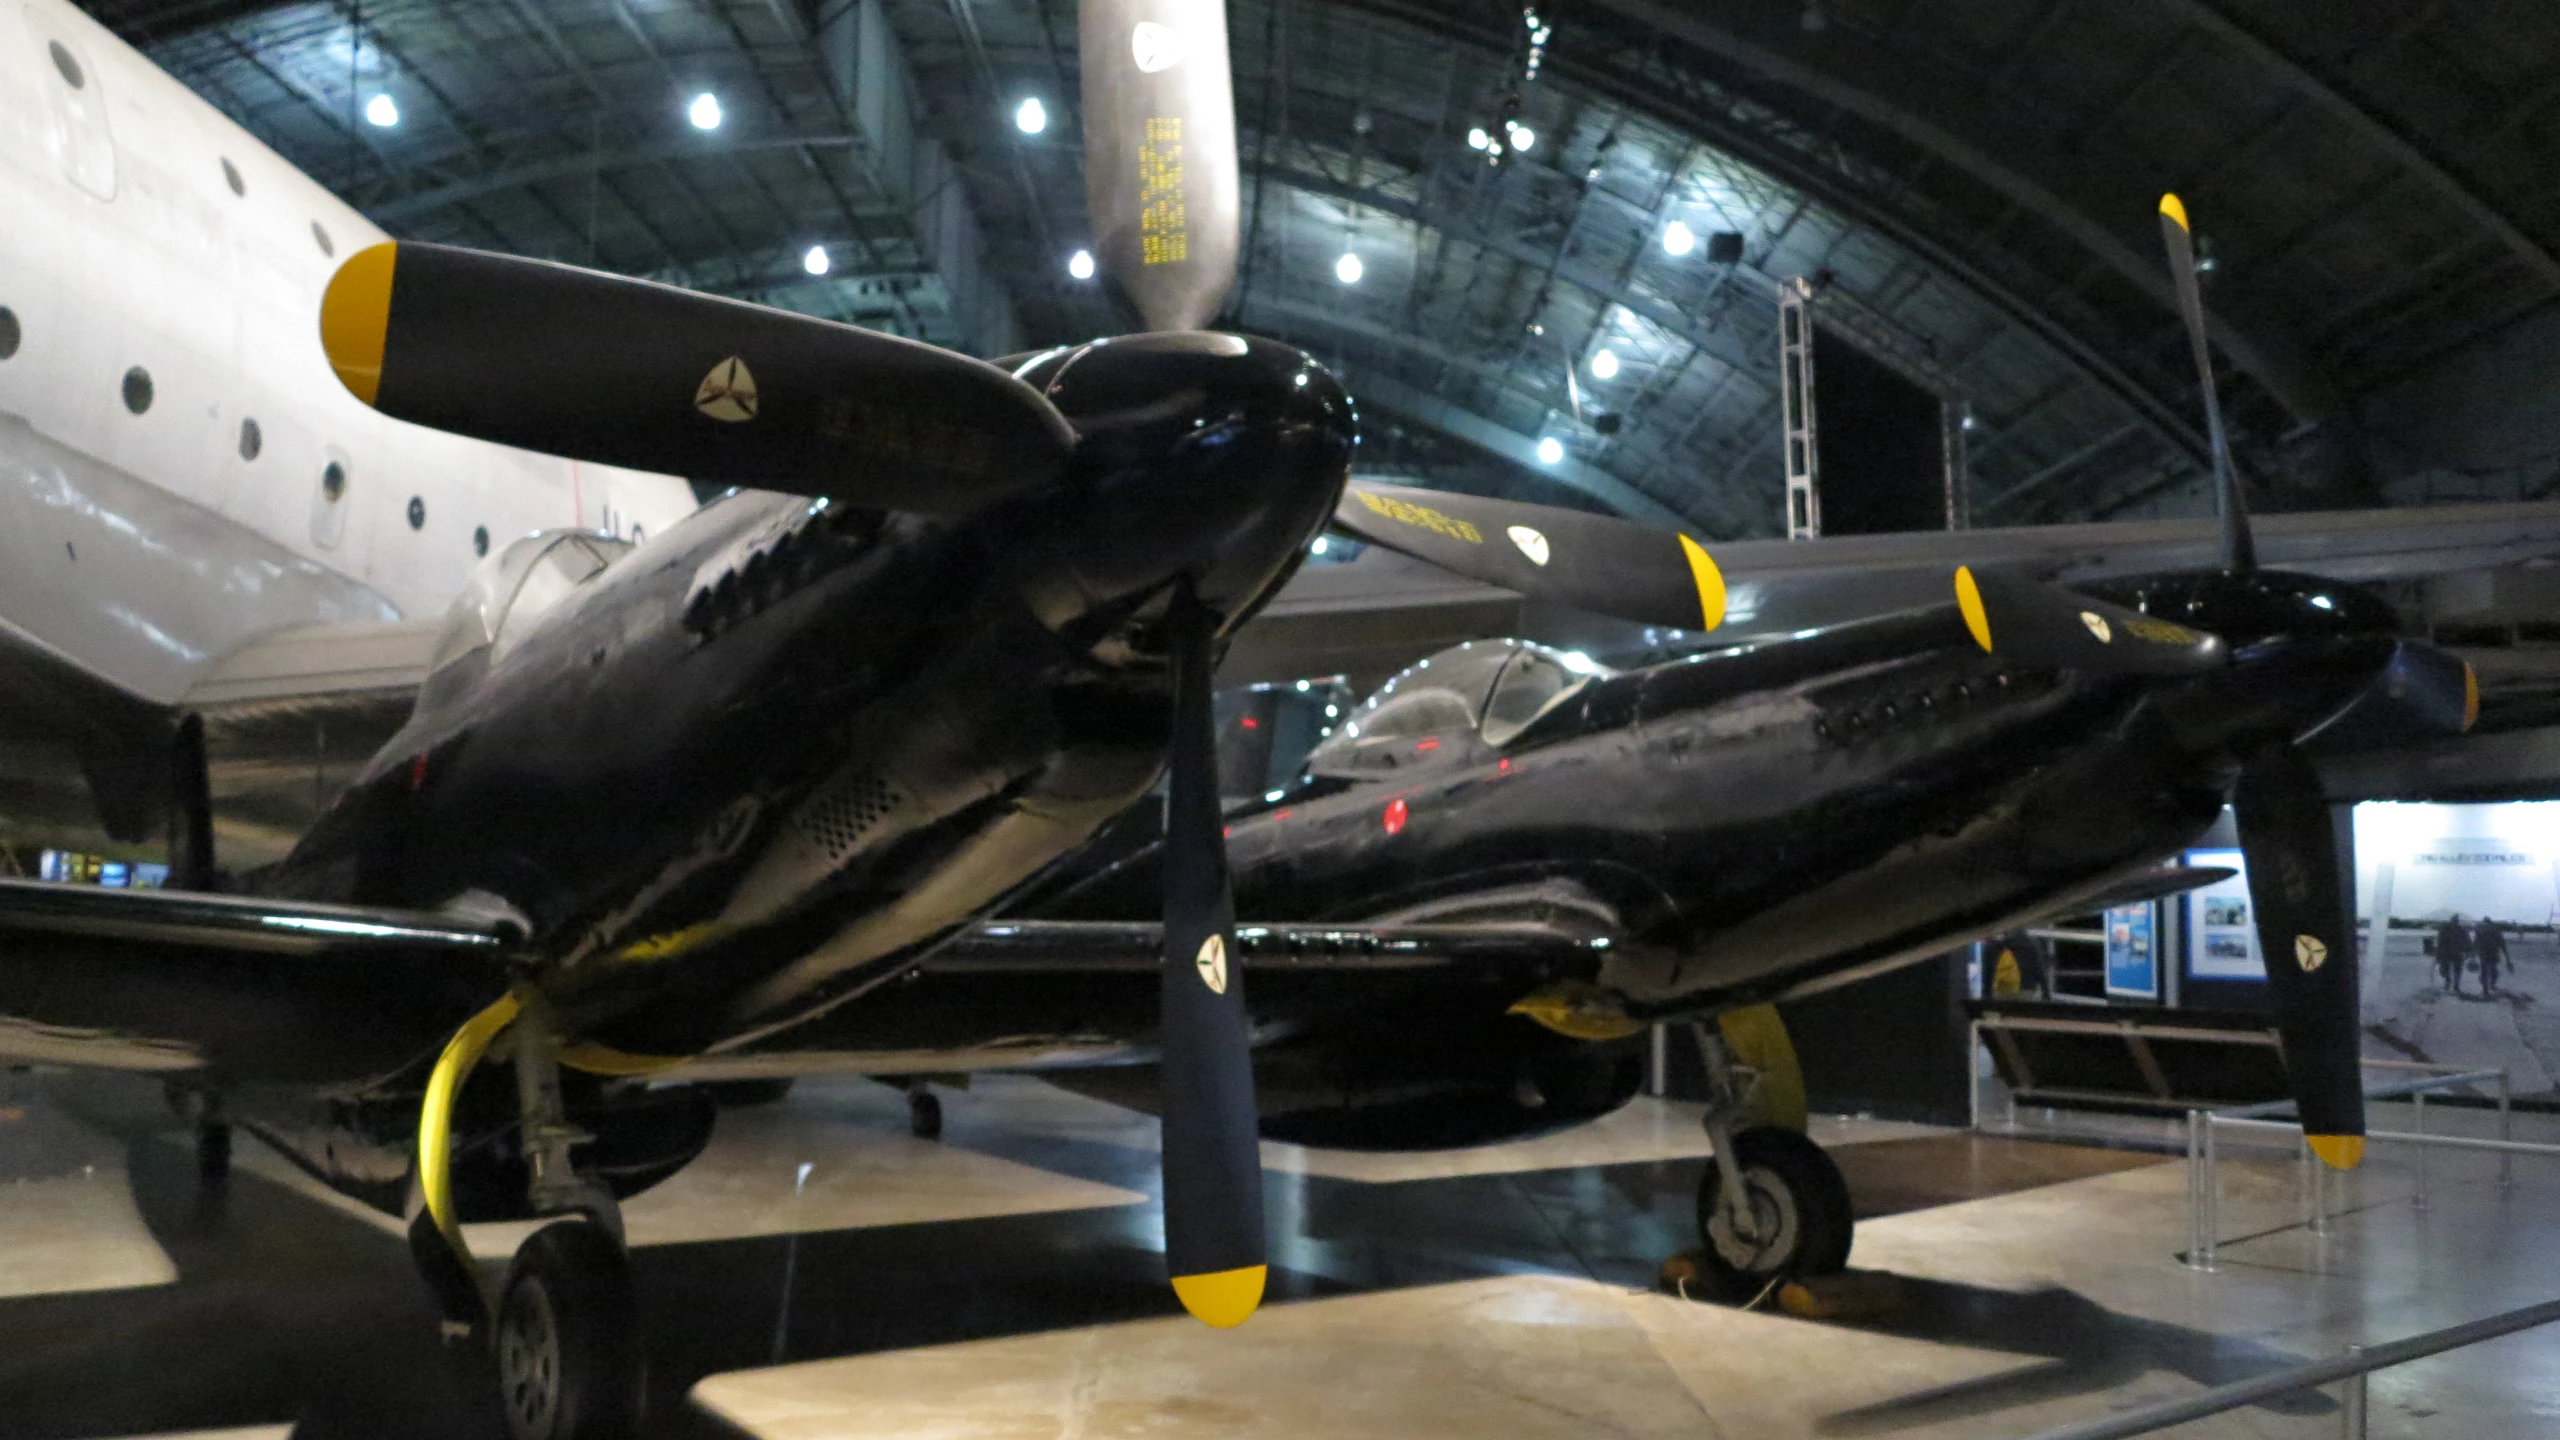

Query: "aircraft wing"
<box><xmin>1331</xmin><ymin>483</ymin><xmax>2560</xmax><ymax>645</ymax></box>
<box><xmin>0</xmin><ymin>876</ymin><xmax>513</xmax><ymax>1078</ymax></box>
<box><xmin>924</xmin><ymin>918</ymin><xmax>1607</xmax><ymax>972</ymax></box>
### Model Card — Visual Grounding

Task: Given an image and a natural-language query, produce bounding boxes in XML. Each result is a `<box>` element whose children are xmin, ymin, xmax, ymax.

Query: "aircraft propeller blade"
<box><xmin>1952</xmin><ymin>566</ymin><xmax>2227</xmax><ymax>676</ymax></box>
<box><xmin>1332</xmin><ymin>481</ymin><xmax>1731</xmax><ymax>633</ymax></box>
<box><xmin>2230</xmin><ymin>744</ymin><xmax>2365</xmax><ymax>1170</ymax></box>
<box><xmin>2159</xmin><ymin>195</ymin><xmax>2255</xmax><ymax>575</ymax></box>
<box><xmin>1157</xmin><ymin>578</ymin><xmax>1267</xmax><ymax>1327</ymax></box>
<box><xmin>319</xmin><ymin>242</ymin><xmax>1076</xmax><ymax>513</ymax></box>
<box><xmin>1081</xmin><ymin>0</ymin><xmax>1242</xmax><ymax>332</ymax></box>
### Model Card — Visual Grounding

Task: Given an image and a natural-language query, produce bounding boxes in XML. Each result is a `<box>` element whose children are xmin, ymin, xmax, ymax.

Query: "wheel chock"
<box><xmin>1777</xmin><ymin>1269</ymin><xmax>1907</xmax><ymax>1321</ymax></box>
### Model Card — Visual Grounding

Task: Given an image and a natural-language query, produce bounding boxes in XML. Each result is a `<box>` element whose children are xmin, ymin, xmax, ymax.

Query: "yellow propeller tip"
<box><xmin>320</xmin><ymin>241</ymin><xmax>398</xmax><ymax>406</ymax></box>
<box><xmin>2159</xmin><ymin>193</ymin><xmax>2190</xmax><ymax>231</ymax></box>
<box><xmin>2306</xmin><ymin>1134</ymin><xmax>2365</xmax><ymax>1171</ymax></box>
<box><xmin>1172</xmin><ymin>1264</ymin><xmax>1266</xmax><ymax>1328</ymax></box>
<box><xmin>2463</xmin><ymin>661</ymin><xmax>2481</xmax><ymax>732</ymax></box>
<box><xmin>1953</xmin><ymin>566</ymin><xmax>1994</xmax><ymax>653</ymax></box>
<box><xmin>1676</xmin><ymin>533</ymin><xmax>1728</xmax><ymax>632</ymax></box>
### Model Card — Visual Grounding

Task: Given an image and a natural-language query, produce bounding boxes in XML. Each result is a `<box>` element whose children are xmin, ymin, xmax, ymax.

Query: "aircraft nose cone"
<box><xmin>1015</xmin><ymin>333</ymin><xmax>1355</xmax><ymax>631</ymax></box>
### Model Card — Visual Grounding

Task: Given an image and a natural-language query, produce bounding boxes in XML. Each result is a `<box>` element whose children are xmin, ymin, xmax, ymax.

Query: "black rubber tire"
<box><xmin>494</xmin><ymin>1220</ymin><xmax>644</xmax><ymax>1440</ymax></box>
<box><xmin>908</xmin><ymin>1090</ymin><xmax>943</xmax><ymax>1141</ymax></box>
<box><xmin>196</xmin><ymin>1122</ymin><xmax>231</xmax><ymax>1185</ymax></box>
<box><xmin>1693</xmin><ymin>1126</ymin><xmax>1853</xmax><ymax>1295</ymax></box>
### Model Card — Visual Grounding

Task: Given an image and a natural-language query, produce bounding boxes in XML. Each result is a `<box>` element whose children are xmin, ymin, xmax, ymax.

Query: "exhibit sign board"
<box><xmin>2355</xmin><ymin>801</ymin><xmax>2560</xmax><ymax>1105</ymax></box>
<box><xmin>2104</xmin><ymin>902</ymin><xmax>2158</xmax><ymax>998</ymax></box>
<box><xmin>2182</xmin><ymin>848</ymin><xmax>2263</xmax><ymax>983</ymax></box>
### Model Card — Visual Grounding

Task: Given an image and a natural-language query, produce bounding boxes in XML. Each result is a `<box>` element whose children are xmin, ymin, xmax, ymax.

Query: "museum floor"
<box><xmin>2</xmin><ymin>1071</ymin><xmax>2554</xmax><ymax>1440</ymax></box>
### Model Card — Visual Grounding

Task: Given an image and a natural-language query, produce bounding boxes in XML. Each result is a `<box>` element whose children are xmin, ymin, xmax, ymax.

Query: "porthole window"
<box><xmin>311</xmin><ymin>221</ymin><xmax>334</xmax><ymax>257</ymax></box>
<box><xmin>221</xmin><ymin>157</ymin><xmax>244</xmax><ymax>196</ymax></box>
<box><xmin>121</xmin><ymin>366</ymin><xmax>152</xmax><ymax>414</ymax></box>
<box><xmin>472</xmin><ymin>525</ymin><xmax>490</xmax><ymax>557</ymax></box>
<box><xmin>0</xmin><ymin>307</ymin><xmax>19</xmax><ymax>359</ymax></box>
<box><xmin>237</xmin><ymin>417</ymin><xmax>261</xmax><ymax>460</ymax></box>
<box><xmin>48</xmin><ymin>40</ymin><xmax>82</xmax><ymax>89</ymax></box>
<box><xmin>406</xmin><ymin>495</ymin><xmax>426</xmax><ymax>530</ymax></box>
<box><xmin>322</xmin><ymin>461</ymin><xmax>347</xmax><ymax>502</ymax></box>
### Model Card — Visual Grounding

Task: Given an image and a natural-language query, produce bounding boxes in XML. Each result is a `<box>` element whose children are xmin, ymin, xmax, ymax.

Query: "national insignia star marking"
<box><xmin>1194</xmin><ymin>933</ymin><xmax>1228</xmax><ymax>994</ymax></box>
<box><xmin>1507</xmin><ymin>525</ymin><xmax>1552</xmax><ymax>567</ymax></box>
<box><xmin>2079</xmin><ymin>611</ymin><xmax>2113</xmax><ymax>644</ymax></box>
<box><xmin>695</xmin><ymin>356</ymin><xmax>758</xmax><ymax>422</ymax></box>
<box><xmin>2296</xmin><ymin>934</ymin><xmax>2328</xmax><ymax>972</ymax></box>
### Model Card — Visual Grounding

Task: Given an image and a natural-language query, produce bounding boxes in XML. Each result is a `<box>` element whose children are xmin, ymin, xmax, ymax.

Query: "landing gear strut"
<box><xmin>411</xmin><ymin>991</ymin><xmax>644</xmax><ymax>1440</ymax></box>
<box><xmin>1688</xmin><ymin>1021</ymin><xmax>1852</xmax><ymax>1298</ymax></box>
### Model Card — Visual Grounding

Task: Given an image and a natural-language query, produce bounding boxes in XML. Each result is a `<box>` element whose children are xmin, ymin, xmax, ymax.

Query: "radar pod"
<box><xmin>1329</xmin><ymin>481</ymin><xmax>1730</xmax><ymax>634</ymax></box>
<box><xmin>1951</xmin><ymin>566</ymin><xmax>2227</xmax><ymax>677</ymax></box>
<box><xmin>317</xmin><ymin>241</ymin><xmax>1075</xmax><ymax>514</ymax></box>
<box><xmin>1157</xmin><ymin>578</ymin><xmax>1267</xmax><ymax>1326</ymax></box>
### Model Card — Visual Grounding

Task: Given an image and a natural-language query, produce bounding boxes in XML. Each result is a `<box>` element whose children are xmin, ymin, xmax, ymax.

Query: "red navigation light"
<box><xmin>1414</xmin><ymin>737</ymin><xmax>1440</xmax><ymax>752</ymax></box>
<box><xmin>1498</xmin><ymin>757</ymin><xmax>1511</xmax><ymax>773</ymax></box>
<box><xmin>1241</xmin><ymin>716</ymin><xmax>1260</xmax><ymax>729</ymax></box>
<box><xmin>1382</xmin><ymin>797</ymin><xmax>1409</xmax><ymax>835</ymax></box>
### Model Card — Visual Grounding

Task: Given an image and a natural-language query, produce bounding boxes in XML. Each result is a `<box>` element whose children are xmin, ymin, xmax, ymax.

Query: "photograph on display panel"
<box><xmin>2356</xmin><ymin>802</ymin><xmax>2560</xmax><ymax>1105</ymax></box>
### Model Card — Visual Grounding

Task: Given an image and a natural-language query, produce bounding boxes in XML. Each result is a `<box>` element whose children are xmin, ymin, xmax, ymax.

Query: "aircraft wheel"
<box><xmin>196</xmin><ymin>1122</ymin><xmax>231</xmax><ymax>1185</ymax></box>
<box><xmin>1694</xmin><ymin>1126</ymin><xmax>1852</xmax><ymax>1294</ymax></box>
<box><xmin>495</xmin><ymin>1220</ymin><xmax>644</xmax><ymax>1440</ymax></box>
<box><xmin>908</xmin><ymin>1089</ymin><xmax>943</xmax><ymax>1141</ymax></box>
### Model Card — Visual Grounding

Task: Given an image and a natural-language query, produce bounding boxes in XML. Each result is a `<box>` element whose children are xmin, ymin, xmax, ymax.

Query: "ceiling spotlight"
<box><xmin>1067</xmin><ymin>248</ymin><xmax>1097</xmax><ymax>280</ymax></box>
<box><xmin>1590</xmin><ymin>348</ymin><xmax>1619</xmax><ymax>380</ymax></box>
<box><xmin>1015</xmin><ymin>97</ymin><xmax>1047</xmax><ymax>135</ymax></box>
<box><xmin>1536</xmin><ymin>436</ymin><xmax>1564</xmax><ymax>465</ymax></box>
<box><xmin>1467</xmin><ymin>127</ymin><xmax>1490</xmax><ymax>151</ymax></box>
<box><xmin>1509</xmin><ymin>125</ymin><xmax>1534</xmax><ymax>152</ymax></box>
<box><xmin>688</xmin><ymin>92</ymin><xmax>723</xmax><ymax>131</ymax></box>
<box><xmin>1662</xmin><ymin>220</ymin><xmax>1697</xmax><ymax>257</ymax></box>
<box><xmin>1335</xmin><ymin>251</ymin><xmax>1364</xmax><ymax>285</ymax></box>
<box><xmin>364</xmin><ymin>93</ymin><xmax>399</xmax><ymax>128</ymax></box>
<box><xmin>803</xmin><ymin>244</ymin><xmax>830</xmax><ymax>276</ymax></box>
<box><xmin>1311</xmin><ymin>535</ymin><xmax>1331</xmax><ymax>556</ymax></box>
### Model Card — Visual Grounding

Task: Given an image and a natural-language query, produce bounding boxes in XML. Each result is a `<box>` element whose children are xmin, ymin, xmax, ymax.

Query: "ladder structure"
<box><xmin>1779</xmin><ymin>276</ymin><xmax>1820</xmax><ymax>539</ymax></box>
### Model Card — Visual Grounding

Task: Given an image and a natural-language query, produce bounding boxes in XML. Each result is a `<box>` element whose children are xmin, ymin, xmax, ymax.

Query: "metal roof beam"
<box><xmin>1529</xmin><ymin>0</ymin><xmax>2338</xmax><ymax>422</ymax></box>
<box><xmin>2160</xmin><ymin>0</ymin><xmax>2560</xmax><ymax>292</ymax></box>
<box><xmin>1337</xmin><ymin>369</ymin><xmax>1699</xmax><ymax>533</ymax></box>
<box><xmin>1255</xmin><ymin>165</ymin><xmax>1774</xmax><ymax>396</ymax></box>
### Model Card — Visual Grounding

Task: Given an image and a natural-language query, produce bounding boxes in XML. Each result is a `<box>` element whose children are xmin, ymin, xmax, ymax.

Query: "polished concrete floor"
<box><xmin>1</xmin><ymin>1069</ymin><xmax>2554</xmax><ymax>1439</ymax></box>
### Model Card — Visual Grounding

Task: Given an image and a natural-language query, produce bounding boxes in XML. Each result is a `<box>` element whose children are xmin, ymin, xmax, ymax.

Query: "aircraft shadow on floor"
<box><xmin>1805</xmin><ymin>1275</ymin><xmax>2335</xmax><ymax>1436</ymax></box>
<box><xmin>0</xmin><ymin>1113</ymin><xmax>2300</xmax><ymax>1440</ymax></box>
<box><xmin>0</xmin><ymin>1117</ymin><xmax>1702</xmax><ymax>1439</ymax></box>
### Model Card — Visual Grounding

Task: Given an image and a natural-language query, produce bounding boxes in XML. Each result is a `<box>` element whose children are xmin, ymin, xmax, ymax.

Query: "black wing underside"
<box><xmin>0</xmin><ymin>877</ymin><xmax>512</xmax><ymax>1081</ymax></box>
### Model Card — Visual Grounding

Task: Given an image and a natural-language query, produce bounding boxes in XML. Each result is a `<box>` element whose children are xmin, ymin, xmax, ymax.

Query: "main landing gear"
<box><xmin>1688</xmin><ymin>1021</ymin><xmax>1853</xmax><ymax>1298</ymax></box>
<box><xmin>412</xmin><ymin>992</ymin><xmax>645</xmax><ymax>1440</ymax></box>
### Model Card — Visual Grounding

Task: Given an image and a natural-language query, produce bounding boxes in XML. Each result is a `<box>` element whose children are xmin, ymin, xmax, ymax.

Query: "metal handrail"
<box><xmin>2010</xmin><ymin>1295</ymin><xmax>2560</xmax><ymax>1440</ymax></box>
<box><xmin>2184</xmin><ymin>1064</ymin><xmax>2559</xmax><ymax>1268</ymax></box>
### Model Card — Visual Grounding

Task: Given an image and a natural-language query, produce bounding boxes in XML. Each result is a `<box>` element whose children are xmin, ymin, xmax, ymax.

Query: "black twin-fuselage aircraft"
<box><xmin>3</xmin><ymin>16</ymin><xmax>2556</xmax><ymax>1436</ymax></box>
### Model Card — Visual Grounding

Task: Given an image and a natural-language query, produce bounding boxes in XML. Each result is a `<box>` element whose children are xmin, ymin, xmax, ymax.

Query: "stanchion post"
<box><xmin>1649</xmin><ymin>1023</ymin><xmax>1668</xmax><ymax>1098</ymax></box>
<box><xmin>2413</xmin><ymin>1089</ymin><xmax>2430</xmax><ymax>1211</ymax></box>
<box><xmin>2204</xmin><ymin>1113</ymin><xmax>2220</xmax><ymax>1266</ymax></box>
<box><xmin>2185</xmin><ymin>1109</ymin><xmax>2209</xmax><ymax>1269</ymax></box>
<box><xmin>2339</xmin><ymin>1345</ymin><xmax>2367</xmax><ymax>1440</ymax></box>
<box><xmin>2310</xmin><ymin>1138</ymin><xmax>2330</xmax><ymax>1237</ymax></box>
<box><xmin>2499</xmin><ymin>1071</ymin><xmax>2515</xmax><ymax>1191</ymax></box>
